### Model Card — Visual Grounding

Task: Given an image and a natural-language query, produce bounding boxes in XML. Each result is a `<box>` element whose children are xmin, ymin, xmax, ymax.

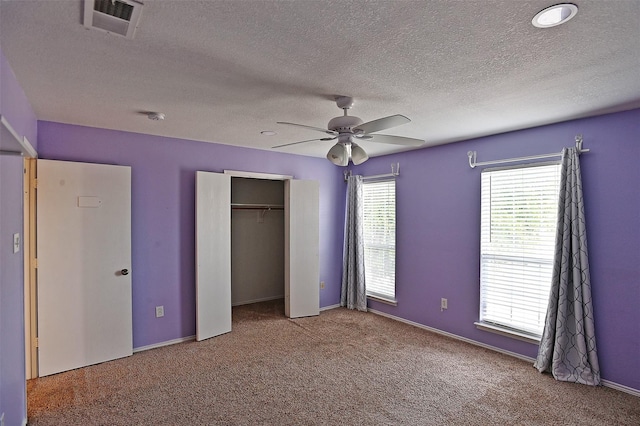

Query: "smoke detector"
<box><xmin>84</xmin><ymin>0</ymin><xmax>144</xmax><ymax>39</ymax></box>
<box><xmin>147</xmin><ymin>112</ymin><xmax>165</xmax><ymax>121</ymax></box>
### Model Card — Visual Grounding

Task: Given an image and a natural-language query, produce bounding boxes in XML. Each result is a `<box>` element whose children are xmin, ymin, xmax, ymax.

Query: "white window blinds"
<box><xmin>480</xmin><ymin>163</ymin><xmax>561</xmax><ymax>337</ymax></box>
<box><xmin>363</xmin><ymin>179</ymin><xmax>396</xmax><ymax>301</ymax></box>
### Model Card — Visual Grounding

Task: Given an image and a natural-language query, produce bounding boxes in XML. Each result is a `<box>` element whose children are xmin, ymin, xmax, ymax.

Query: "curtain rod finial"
<box><xmin>468</xmin><ymin>151</ymin><xmax>477</xmax><ymax>168</ymax></box>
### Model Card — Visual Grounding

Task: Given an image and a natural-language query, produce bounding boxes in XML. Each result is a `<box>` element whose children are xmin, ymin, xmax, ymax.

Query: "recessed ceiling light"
<box><xmin>260</xmin><ymin>131</ymin><xmax>277</xmax><ymax>136</ymax></box>
<box><xmin>532</xmin><ymin>3</ymin><xmax>578</xmax><ymax>28</ymax></box>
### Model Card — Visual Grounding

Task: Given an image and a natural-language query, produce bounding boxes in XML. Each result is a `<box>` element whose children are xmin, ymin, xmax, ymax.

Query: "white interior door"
<box><xmin>195</xmin><ymin>171</ymin><xmax>232</xmax><ymax>341</ymax></box>
<box><xmin>36</xmin><ymin>159</ymin><xmax>132</xmax><ymax>377</ymax></box>
<box><xmin>285</xmin><ymin>179</ymin><xmax>320</xmax><ymax>318</ymax></box>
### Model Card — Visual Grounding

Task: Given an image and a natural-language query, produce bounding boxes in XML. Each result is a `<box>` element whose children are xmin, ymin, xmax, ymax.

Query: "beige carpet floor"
<box><xmin>27</xmin><ymin>300</ymin><xmax>639</xmax><ymax>425</ymax></box>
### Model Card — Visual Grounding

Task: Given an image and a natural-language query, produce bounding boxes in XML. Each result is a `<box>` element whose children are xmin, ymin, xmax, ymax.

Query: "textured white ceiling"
<box><xmin>1</xmin><ymin>0</ymin><xmax>639</xmax><ymax>158</ymax></box>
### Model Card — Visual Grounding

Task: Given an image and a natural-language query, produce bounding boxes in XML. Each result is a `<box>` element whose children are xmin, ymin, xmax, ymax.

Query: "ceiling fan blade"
<box><xmin>353</xmin><ymin>114</ymin><xmax>410</xmax><ymax>134</ymax></box>
<box><xmin>277</xmin><ymin>122</ymin><xmax>337</xmax><ymax>135</ymax></box>
<box><xmin>367</xmin><ymin>134</ymin><xmax>425</xmax><ymax>147</ymax></box>
<box><xmin>272</xmin><ymin>137</ymin><xmax>336</xmax><ymax>149</ymax></box>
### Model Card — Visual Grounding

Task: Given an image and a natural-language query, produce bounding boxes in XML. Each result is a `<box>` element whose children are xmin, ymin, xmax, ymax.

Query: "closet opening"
<box><xmin>231</xmin><ymin>177</ymin><xmax>285</xmax><ymax>311</ymax></box>
<box><xmin>195</xmin><ymin>170</ymin><xmax>318</xmax><ymax>341</ymax></box>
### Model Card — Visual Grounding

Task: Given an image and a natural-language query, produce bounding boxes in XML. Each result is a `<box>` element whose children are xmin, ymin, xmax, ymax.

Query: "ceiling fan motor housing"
<box><xmin>328</xmin><ymin>115</ymin><xmax>363</xmax><ymax>135</ymax></box>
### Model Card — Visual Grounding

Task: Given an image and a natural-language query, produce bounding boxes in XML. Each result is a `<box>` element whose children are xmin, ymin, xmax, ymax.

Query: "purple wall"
<box><xmin>355</xmin><ymin>108</ymin><xmax>640</xmax><ymax>392</ymax></box>
<box><xmin>37</xmin><ymin>109</ymin><xmax>640</xmax><ymax>393</ymax></box>
<box><xmin>0</xmin><ymin>49</ymin><xmax>37</xmax><ymax>426</ymax></box>
<box><xmin>37</xmin><ymin>123</ymin><xmax>345</xmax><ymax>349</ymax></box>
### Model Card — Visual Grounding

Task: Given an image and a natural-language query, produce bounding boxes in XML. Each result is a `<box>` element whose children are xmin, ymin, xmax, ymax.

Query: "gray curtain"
<box><xmin>341</xmin><ymin>175</ymin><xmax>367</xmax><ymax>311</ymax></box>
<box><xmin>534</xmin><ymin>148</ymin><xmax>600</xmax><ymax>386</ymax></box>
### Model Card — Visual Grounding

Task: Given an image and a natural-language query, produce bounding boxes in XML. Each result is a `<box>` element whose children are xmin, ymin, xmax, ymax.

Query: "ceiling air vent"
<box><xmin>83</xmin><ymin>0</ymin><xmax>143</xmax><ymax>39</ymax></box>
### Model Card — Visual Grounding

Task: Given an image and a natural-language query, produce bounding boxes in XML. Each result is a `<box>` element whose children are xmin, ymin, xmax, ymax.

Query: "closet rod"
<box><xmin>231</xmin><ymin>203</ymin><xmax>284</xmax><ymax>210</ymax></box>
<box><xmin>467</xmin><ymin>135</ymin><xmax>588</xmax><ymax>169</ymax></box>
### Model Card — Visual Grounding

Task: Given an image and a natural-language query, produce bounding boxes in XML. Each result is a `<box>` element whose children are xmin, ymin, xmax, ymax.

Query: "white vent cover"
<box><xmin>83</xmin><ymin>0</ymin><xmax>143</xmax><ymax>39</ymax></box>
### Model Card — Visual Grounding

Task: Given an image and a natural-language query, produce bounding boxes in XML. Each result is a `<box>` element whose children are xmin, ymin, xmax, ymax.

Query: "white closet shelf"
<box><xmin>0</xmin><ymin>114</ymin><xmax>37</xmax><ymax>157</ymax></box>
<box><xmin>231</xmin><ymin>203</ymin><xmax>284</xmax><ymax>210</ymax></box>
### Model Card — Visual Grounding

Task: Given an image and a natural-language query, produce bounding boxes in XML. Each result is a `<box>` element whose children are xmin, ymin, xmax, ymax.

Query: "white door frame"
<box><xmin>223</xmin><ymin>170</ymin><xmax>293</xmax><ymax>180</ymax></box>
<box><xmin>23</xmin><ymin>158</ymin><xmax>38</xmax><ymax>379</ymax></box>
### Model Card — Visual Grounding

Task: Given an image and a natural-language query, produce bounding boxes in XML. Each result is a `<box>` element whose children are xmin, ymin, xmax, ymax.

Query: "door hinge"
<box><xmin>32</xmin><ymin>178</ymin><xmax>38</xmax><ymax>189</ymax></box>
<box><xmin>33</xmin><ymin>258</ymin><xmax>38</xmax><ymax>268</ymax></box>
<box><xmin>34</xmin><ymin>337</ymin><xmax>39</xmax><ymax>348</ymax></box>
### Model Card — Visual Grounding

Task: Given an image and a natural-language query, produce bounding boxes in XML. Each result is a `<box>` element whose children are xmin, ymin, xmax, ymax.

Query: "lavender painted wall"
<box><xmin>37</xmin><ymin>122</ymin><xmax>344</xmax><ymax>349</ymax></box>
<box><xmin>0</xmin><ymin>48</ymin><xmax>38</xmax><ymax>426</ymax></box>
<box><xmin>38</xmin><ymin>109</ymin><xmax>639</xmax><ymax>393</ymax></box>
<box><xmin>355</xmin><ymin>108</ymin><xmax>640</xmax><ymax>391</ymax></box>
<box><xmin>0</xmin><ymin>157</ymin><xmax>25</xmax><ymax>424</ymax></box>
<box><xmin>0</xmin><ymin>53</ymin><xmax>37</xmax><ymax>146</ymax></box>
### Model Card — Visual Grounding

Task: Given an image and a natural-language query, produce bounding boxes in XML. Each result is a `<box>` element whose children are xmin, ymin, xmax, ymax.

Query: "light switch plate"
<box><xmin>13</xmin><ymin>233</ymin><xmax>20</xmax><ymax>253</ymax></box>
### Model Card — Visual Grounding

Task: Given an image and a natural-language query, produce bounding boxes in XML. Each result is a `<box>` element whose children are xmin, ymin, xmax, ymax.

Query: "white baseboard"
<box><xmin>368</xmin><ymin>308</ymin><xmax>640</xmax><ymax>397</ymax></box>
<box><xmin>232</xmin><ymin>295</ymin><xmax>284</xmax><ymax>306</ymax></box>
<box><xmin>134</xmin><ymin>301</ymin><xmax>336</xmax><ymax>352</ymax></box>
<box><xmin>368</xmin><ymin>308</ymin><xmax>535</xmax><ymax>363</ymax></box>
<box><xmin>601</xmin><ymin>380</ymin><xmax>640</xmax><ymax>397</ymax></box>
<box><xmin>133</xmin><ymin>335</ymin><xmax>195</xmax><ymax>353</ymax></box>
<box><xmin>320</xmin><ymin>303</ymin><xmax>341</xmax><ymax>312</ymax></box>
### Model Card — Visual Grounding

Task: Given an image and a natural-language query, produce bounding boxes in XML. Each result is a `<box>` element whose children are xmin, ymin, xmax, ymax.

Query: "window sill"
<box><xmin>474</xmin><ymin>322</ymin><xmax>541</xmax><ymax>344</ymax></box>
<box><xmin>367</xmin><ymin>295</ymin><xmax>397</xmax><ymax>306</ymax></box>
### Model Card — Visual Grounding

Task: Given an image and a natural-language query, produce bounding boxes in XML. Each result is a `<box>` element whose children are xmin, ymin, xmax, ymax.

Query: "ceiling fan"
<box><xmin>273</xmin><ymin>96</ymin><xmax>424</xmax><ymax>166</ymax></box>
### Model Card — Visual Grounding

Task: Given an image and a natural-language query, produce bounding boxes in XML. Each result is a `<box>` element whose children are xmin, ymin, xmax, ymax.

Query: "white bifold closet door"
<box><xmin>195</xmin><ymin>171</ymin><xmax>232</xmax><ymax>341</ymax></box>
<box><xmin>195</xmin><ymin>173</ymin><xmax>319</xmax><ymax>341</ymax></box>
<box><xmin>36</xmin><ymin>159</ymin><xmax>133</xmax><ymax>376</ymax></box>
<box><xmin>284</xmin><ymin>179</ymin><xmax>319</xmax><ymax>318</ymax></box>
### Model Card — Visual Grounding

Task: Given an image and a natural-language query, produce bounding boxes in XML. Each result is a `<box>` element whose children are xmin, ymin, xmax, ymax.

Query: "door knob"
<box><xmin>120</xmin><ymin>269</ymin><xmax>129</xmax><ymax>276</ymax></box>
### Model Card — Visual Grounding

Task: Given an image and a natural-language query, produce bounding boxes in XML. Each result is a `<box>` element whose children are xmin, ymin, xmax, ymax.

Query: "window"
<box><xmin>362</xmin><ymin>179</ymin><xmax>396</xmax><ymax>302</ymax></box>
<box><xmin>479</xmin><ymin>163</ymin><xmax>561</xmax><ymax>339</ymax></box>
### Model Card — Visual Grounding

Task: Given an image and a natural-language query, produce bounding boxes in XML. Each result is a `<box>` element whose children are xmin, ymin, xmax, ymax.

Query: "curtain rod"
<box><xmin>344</xmin><ymin>163</ymin><xmax>400</xmax><ymax>181</ymax></box>
<box><xmin>230</xmin><ymin>203</ymin><xmax>284</xmax><ymax>210</ymax></box>
<box><xmin>467</xmin><ymin>135</ymin><xmax>589</xmax><ymax>169</ymax></box>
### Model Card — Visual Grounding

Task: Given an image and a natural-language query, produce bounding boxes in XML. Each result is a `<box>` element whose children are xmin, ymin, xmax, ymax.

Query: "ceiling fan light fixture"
<box><xmin>327</xmin><ymin>143</ymin><xmax>349</xmax><ymax>166</ymax></box>
<box><xmin>350</xmin><ymin>142</ymin><xmax>369</xmax><ymax>165</ymax></box>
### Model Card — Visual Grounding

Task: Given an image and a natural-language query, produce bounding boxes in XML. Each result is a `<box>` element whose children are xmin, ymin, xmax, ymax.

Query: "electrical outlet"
<box><xmin>441</xmin><ymin>298</ymin><xmax>448</xmax><ymax>311</ymax></box>
<box><xmin>320</xmin><ymin>281</ymin><xmax>325</xmax><ymax>289</ymax></box>
<box><xmin>155</xmin><ymin>305</ymin><xmax>164</xmax><ymax>318</ymax></box>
